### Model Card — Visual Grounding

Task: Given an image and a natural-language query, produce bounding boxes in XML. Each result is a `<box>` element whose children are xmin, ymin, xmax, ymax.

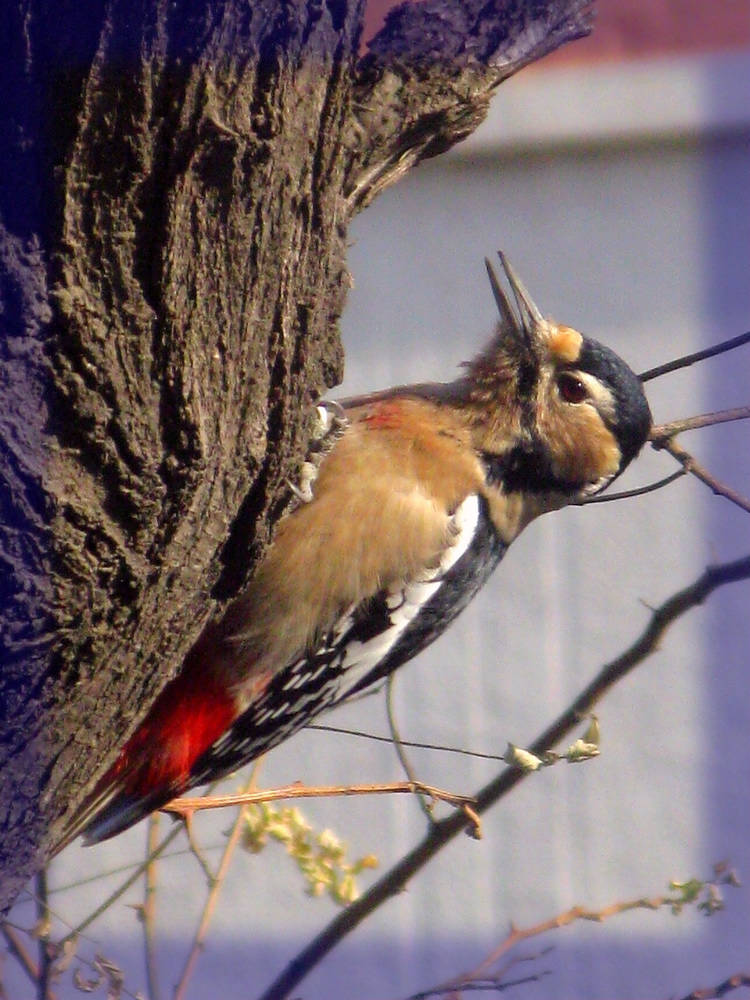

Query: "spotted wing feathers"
<box><xmin>190</xmin><ymin>495</ymin><xmax>505</xmax><ymax>784</ymax></box>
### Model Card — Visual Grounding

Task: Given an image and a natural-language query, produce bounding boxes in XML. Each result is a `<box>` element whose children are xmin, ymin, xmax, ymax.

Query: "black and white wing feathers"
<box><xmin>189</xmin><ymin>494</ymin><xmax>506</xmax><ymax>785</ymax></box>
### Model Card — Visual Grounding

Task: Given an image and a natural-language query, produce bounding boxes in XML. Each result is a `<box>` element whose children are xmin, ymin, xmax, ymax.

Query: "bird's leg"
<box><xmin>287</xmin><ymin>401</ymin><xmax>349</xmax><ymax>505</ymax></box>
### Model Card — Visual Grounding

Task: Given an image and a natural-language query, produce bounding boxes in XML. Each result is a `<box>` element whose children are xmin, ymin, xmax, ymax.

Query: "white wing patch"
<box><xmin>325</xmin><ymin>493</ymin><xmax>480</xmax><ymax>703</ymax></box>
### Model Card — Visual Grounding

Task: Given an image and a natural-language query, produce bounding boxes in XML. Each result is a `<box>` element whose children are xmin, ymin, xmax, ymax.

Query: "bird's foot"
<box><xmin>287</xmin><ymin>402</ymin><xmax>348</xmax><ymax>505</ymax></box>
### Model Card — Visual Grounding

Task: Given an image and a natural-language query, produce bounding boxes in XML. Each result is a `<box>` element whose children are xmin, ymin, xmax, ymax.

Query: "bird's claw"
<box><xmin>287</xmin><ymin>402</ymin><xmax>348</xmax><ymax>505</ymax></box>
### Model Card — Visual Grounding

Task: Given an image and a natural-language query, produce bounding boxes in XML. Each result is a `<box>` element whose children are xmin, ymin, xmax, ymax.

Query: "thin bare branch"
<box><xmin>1</xmin><ymin>923</ymin><xmax>40</xmax><ymax>985</ymax></box>
<box><xmin>659</xmin><ymin>439</ymin><xmax>750</xmax><ymax>513</ymax></box>
<box><xmin>678</xmin><ymin>973</ymin><xmax>750</xmax><ymax>1000</ymax></box>
<box><xmin>163</xmin><ymin>781</ymin><xmax>476</xmax><ymax>819</ymax></box>
<box><xmin>256</xmin><ymin>553</ymin><xmax>750</xmax><ymax>1000</ymax></box>
<box><xmin>581</xmin><ymin>406</ymin><xmax>750</xmax><ymax>508</ymax></box>
<box><xmin>403</xmin><ymin>874</ymin><xmax>733</xmax><ymax>1000</ymax></box>
<box><xmin>410</xmin><ymin>968</ymin><xmax>551</xmax><ymax>996</ymax></box>
<box><xmin>639</xmin><ymin>331</ymin><xmax>750</xmax><ymax>382</ymax></box>
<box><xmin>50</xmin><ymin>857</ymin><xmax>194</xmax><ymax>895</ymax></box>
<box><xmin>386</xmin><ymin>677</ymin><xmax>435</xmax><ymax>823</ymax></box>
<box><xmin>59</xmin><ymin>826</ymin><xmax>183</xmax><ymax>947</ymax></box>
<box><xmin>579</xmin><ymin>469</ymin><xmax>686</xmax><ymax>505</ymax></box>
<box><xmin>59</xmin><ymin>781</ymin><xmax>224</xmax><ymax>947</ymax></box>
<box><xmin>173</xmin><ymin>762</ymin><xmax>263</xmax><ymax>1000</ymax></box>
<box><xmin>142</xmin><ymin>816</ymin><xmax>162</xmax><ymax>1000</ymax></box>
<box><xmin>182</xmin><ymin>811</ymin><xmax>219</xmax><ymax>884</ymax></box>
<box><xmin>172</xmin><ymin>803</ymin><xmax>247</xmax><ymax>1000</ymax></box>
<box><xmin>651</xmin><ymin>405</ymin><xmax>750</xmax><ymax>441</ymax></box>
<box><xmin>307</xmin><ymin>724</ymin><xmax>507</xmax><ymax>761</ymax></box>
<box><xmin>35</xmin><ymin>870</ymin><xmax>51</xmax><ymax>1000</ymax></box>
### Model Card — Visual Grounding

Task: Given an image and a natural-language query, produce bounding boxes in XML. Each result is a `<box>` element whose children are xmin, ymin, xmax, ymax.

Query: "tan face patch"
<box><xmin>546</xmin><ymin>324</ymin><xmax>583</xmax><ymax>364</ymax></box>
<box><xmin>541</xmin><ymin>403</ymin><xmax>621</xmax><ymax>487</ymax></box>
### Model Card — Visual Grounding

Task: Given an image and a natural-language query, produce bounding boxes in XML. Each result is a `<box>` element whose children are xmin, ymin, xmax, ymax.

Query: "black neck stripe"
<box><xmin>481</xmin><ymin>446</ymin><xmax>584</xmax><ymax>496</ymax></box>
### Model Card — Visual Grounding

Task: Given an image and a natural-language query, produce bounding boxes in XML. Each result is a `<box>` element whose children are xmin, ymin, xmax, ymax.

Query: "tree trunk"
<box><xmin>0</xmin><ymin>0</ymin><xmax>592</xmax><ymax>909</ymax></box>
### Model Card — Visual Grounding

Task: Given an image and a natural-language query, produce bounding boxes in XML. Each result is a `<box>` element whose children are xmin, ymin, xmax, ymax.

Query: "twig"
<box><xmin>639</xmin><ymin>331</ymin><xmax>750</xmax><ymax>381</ymax></box>
<box><xmin>172</xmin><ymin>815</ymin><xmax>245</xmax><ymax>1000</ymax></box>
<box><xmin>386</xmin><ymin>676</ymin><xmax>435</xmax><ymax>823</ymax></box>
<box><xmin>172</xmin><ymin>773</ymin><xmax>258</xmax><ymax>1000</ymax></box>
<box><xmin>142</xmin><ymin>815</ymin><xmax>161</xmax><ymax>1000</ymax></box>
<box><xmin>59</xmin><ymin>825</ymin><xmax>183</xmax><ymax>947</ymax></box>
<box><xmin>410</xmin><ymin>968</ymin><xmax>550</xmax><ymax>996</ymax></box>
<box><xmin>307</xmin><ymin>724</ymin><xmax>507</xmax><ymax>761</ymax></box>
<box><xmin>643</xmin><ymin>405</ymin><xmax>750</xmax><ymax>513</ymax></box>
<box><xmin>5</xmin><ymin>910</ymin><xmax>140</xmax><ymax>1000</ymax></box>
<box><xmin>182</xmin><ymin>809</ymin><xmax>219</xmax><ymax>884</ymax></box>
<box><xmin>1</xmin><ymin>922</ymin><xmax>39</xmax><ymax>985</ymax></box>
<box><xmin>659</xmin><ymin>439</ymin><xmax>750</xmax><ymax>513</ymax></box>
<box><xmin>48</xmin><ymin>852</ymin><xmax>213</xmax><ymax>894</ymax></box>
<box><xmin>256</xmin><ymin>553</ymin><xmax>750</xmax><ymax>1000</ymax></box>
<box><xmin>35</xmin><ymin>870</ymin><xmax>51</xmax><ymax>1000</ymax></box>
<box><xmin>163</xmin><ymin>781</ymin><xmax>476</xmax><ymax>818</ymax></box>
<box><xmin>581</xmin><ymin>406</ymin><xmax>750</xmax><ymax>508</ymax></box>
<box><xmin>678</xmin><ymin>973</ymin><xmax>750</xmax><ymax>1000</ymax></box>
<box><xmin>579</xmin><ymin>469</ymin><xmax>686</xmax><ymax>505</ymax></box>
<box><xmin>59</xmin><ymin>782</ymin><xmax>222</xmax><ymax>947</ymax></box>
<box><xmin>402</xmin><ymin>877</ymin><xmax>728</xmax><ymax>1000</ymax></box>
<box><xmin>651</xmin><ymin>405</ymin><xmax>750</xmax><ymax>440</ymax></box>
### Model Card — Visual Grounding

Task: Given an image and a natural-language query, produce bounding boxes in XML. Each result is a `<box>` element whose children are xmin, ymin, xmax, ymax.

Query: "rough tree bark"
<box><xmin>0</xmin><ymin>0</ymin><xmax>592</xmax><ymax>909</ymax></box>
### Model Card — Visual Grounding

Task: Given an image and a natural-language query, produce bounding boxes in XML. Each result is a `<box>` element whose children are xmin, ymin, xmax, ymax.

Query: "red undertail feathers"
<box><xmin>54</xmin><ymin>642</ymin><xmax>236</xmax><ymax>851</ymax></box>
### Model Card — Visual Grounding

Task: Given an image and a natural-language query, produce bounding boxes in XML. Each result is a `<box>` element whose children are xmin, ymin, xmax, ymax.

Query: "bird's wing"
<box><xmin>189</xmin><ymin>492</ymin><xmax>506</xmax><ymax>784</ymax></box>
<box><xmin>218</xmin><ymin>394</ymin><xmax>487</xmax><ymax>682</ymax></box>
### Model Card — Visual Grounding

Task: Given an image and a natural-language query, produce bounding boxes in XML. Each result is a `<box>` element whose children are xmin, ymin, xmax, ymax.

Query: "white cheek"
<box><xmin>580</xmin><ymin>375</ymin><xmax>617</xmax><ymax>422</ymax></box>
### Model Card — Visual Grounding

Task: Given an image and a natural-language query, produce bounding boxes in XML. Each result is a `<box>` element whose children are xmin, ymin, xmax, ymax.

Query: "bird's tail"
<box><xmin>51</xmin><ymin>770</ymin><xmax>180</xmax><ymax>856</ymax></box>
<box><xmin>51</xmin><ymin>646</ymin><xmax>236</xmax><ymax>855</ymax></box>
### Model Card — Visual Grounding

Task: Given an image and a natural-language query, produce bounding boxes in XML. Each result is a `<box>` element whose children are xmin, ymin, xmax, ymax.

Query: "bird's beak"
<box><xmin>485</xmin><ymin>252</ymin><xmax>546</xmax><ymax>356</ymax></box>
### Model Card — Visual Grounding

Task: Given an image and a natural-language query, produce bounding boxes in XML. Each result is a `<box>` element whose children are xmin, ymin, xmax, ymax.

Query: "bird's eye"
<box><xmin>557</xmin><ymin>373</ymin><xmax>589</xmax><ymax>404</ymax></box>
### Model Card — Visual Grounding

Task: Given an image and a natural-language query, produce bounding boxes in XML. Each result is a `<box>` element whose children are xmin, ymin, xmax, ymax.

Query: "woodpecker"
<box><xmin>56</xmin><ymin>253</ymin><xmax>652</xmax><ymax>850</ymax></box>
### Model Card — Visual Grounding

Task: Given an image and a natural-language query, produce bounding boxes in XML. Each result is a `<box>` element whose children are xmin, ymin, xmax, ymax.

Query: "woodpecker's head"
<box><xmin>463</xmin><ymin>253</ymin><xmax>652</xmax><ymax>504</ymax></box>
